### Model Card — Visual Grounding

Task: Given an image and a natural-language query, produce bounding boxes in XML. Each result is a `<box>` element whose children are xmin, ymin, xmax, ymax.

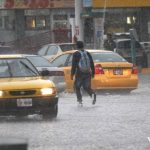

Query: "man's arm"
<box><xmin>71</xmin><ymin>52</ymin><xmax>78</xmax><ymax>79</ymax></box>
<box><xmin>87</xmin><ymin>52</ymin><xmax>95</xmax><ymax>77</ymax></box>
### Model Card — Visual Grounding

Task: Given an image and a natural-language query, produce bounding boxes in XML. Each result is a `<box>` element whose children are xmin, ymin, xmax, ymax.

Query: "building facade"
<box><xmin>91</xmin><ymin>0</ymin><xmax>150</xmax><ymax>42</ymax></box>
<box><xmin>0</xmin><ymin>0</ymin><xmax>150</xmax><ymax>52</ymax></box>
<box><xmin>0</xmin><ymin>0</ymin><xmax>75</xmax><ymax>53</ymax></box>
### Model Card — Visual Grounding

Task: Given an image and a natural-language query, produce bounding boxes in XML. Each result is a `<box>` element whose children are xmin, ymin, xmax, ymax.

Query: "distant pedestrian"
<box><xmin>71</xmin><ymin>41</ymin><xmax>96</xmax><ymax>106</ymax></box>
<box><xmin>104</xmin><ymin>33</ymin><xmax>116</xmax><ymax>51</ymax></box>
<box><xmin>73</xmin><ymin>35</ymin><xmax>78</xmax><ymax>43</ymax></box>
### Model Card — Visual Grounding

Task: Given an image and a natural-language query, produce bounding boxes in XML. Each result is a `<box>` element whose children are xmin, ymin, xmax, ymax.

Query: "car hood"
<box><xmin>0</xmin><ymin>77</ymin><xmax>55</xmax><ymax>90</ymax></box>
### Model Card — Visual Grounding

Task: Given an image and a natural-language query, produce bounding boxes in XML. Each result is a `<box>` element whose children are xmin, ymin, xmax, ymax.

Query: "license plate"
<box><xmin>17</xmin><ymin>98</ymin><xmax>32</xmax><ymax>107</ymax></box>
<box><xmin>113</xmin><ymin>69</ymin><xmax>123</xmax><ymax>75</ymax></box>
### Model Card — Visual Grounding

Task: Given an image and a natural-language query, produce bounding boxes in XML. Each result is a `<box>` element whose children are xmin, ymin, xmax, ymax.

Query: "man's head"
<box><xmin>76</xmin><ymin>41</ymin><xmax>84</xmax><ymax>50</ymax></box>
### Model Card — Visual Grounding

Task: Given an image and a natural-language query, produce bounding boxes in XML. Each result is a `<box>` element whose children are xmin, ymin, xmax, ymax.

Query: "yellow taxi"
<box><xmin>0</xmin><ymin>54</ymin><xmax>58</xmax><ymax>118</ymax></box>
<box><xmin>49</xmin><ymin>50</ymin><xmax>138</xmax><ymax>93</ymax></box>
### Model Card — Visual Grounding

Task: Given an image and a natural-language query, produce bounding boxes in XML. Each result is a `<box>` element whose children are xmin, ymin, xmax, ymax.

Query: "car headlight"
<box><xmin>0</xmin><ymin>91</ymin><xmax>3</xmax><ymax>97</ymax></box>
<box><xmin>40</xmin><ymin>88</ymin><xmax>55</xmax><ymax>95</ymax></box>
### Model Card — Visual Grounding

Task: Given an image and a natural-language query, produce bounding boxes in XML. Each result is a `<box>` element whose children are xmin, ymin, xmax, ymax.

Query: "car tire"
<box><xmin>42</xmin><ymin>104</ymin><xmax>58</xmax><ymax>119</ymax></box>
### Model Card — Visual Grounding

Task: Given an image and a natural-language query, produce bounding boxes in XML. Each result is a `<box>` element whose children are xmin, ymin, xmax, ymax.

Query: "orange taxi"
<box><xmin>49</xmin><ymin>50</ymin><xmax>138</xmax><ymax>93</ymax></box>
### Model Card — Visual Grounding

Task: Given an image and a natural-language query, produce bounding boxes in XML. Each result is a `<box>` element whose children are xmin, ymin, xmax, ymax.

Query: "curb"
<box><xmin>141</xmin><ymin>68</ymin><xmax>150</xmax><ymax>74</ymax></box>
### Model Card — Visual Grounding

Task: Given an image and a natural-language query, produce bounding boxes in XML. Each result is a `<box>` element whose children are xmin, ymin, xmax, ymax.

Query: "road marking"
<box><xmin>147</xmin><ymin>137</ymin><xmax>150</xmax><ymax>142</ymax></box>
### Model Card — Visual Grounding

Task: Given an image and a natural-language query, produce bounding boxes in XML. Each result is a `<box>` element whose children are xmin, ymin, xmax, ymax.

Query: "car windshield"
<box><xmin>0</xmin><ymin>58</ymin><xmax>39</xmax><ymax>78</ymax></box>
<box><xmin>59</xmin><ymin>44</ymin><xmax>77</xmax><ymax>51</ymax></box>
<box><xmin>27</xmin><ymin>56</ymin><xmax>51</xmax><ymax>67</ymax></box>
<box><xmin>91</xmin><ymin>52</ymin><xmax>127</xmax><ymax>62</ymax></box>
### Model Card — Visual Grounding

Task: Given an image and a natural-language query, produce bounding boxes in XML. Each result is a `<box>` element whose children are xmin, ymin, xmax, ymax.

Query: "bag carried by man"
<box><xmin>78</xmin><ymin>50</ymin><xmax>91</xmax><ymax>73</ymax></box>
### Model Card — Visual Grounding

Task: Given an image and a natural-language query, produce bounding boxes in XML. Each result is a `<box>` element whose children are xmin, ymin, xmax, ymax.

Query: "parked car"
<box><xmin>37</xmin><ymin>43</ymin><xmax>77</xmax><ymax>61</ymax></box>
<box><xmin>140</xmin><ymin>41</ymin><xmax>150</xmax><ymax>67</ymax></box>
<box><xmin>0</xmin><ymin>54</ymin><xmax>58</xmax><ymax>118</ymax></box>
<box><xmin>49</xmin><ymin>50</ymin><xmax>138</xmax><ymax>93</ymax></box>
<box><xmin>112</xmin><ymin>32</ymin><xmax>130</xmax><ymax>40</ymax></box>
<box><xmin>24</xmin><ymin>54</ymin><xmax>65</xmax><ymax>92</ymax></box>
<box><xmin>140</xmin><ymin>41</ymin><xmax>150</xmax><ymax>54</ymax></box>
<box><xmin>114</xmin><ymin>39</ymin><xmax>145</xmax><ymax>66</ymax></box>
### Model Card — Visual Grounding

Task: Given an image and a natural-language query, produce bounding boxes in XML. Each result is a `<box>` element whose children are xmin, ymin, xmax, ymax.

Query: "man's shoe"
<box><xmin>77</xmin><ymin>99</ymin><xmax>83</xmax><ymax>106</ymax></box>
<box><xmin>92</xmin><ymin>93</ymin><xmax>96</xmax><ymax>105</ymax></box>
<box><xmin>78</xmin><ymin>101</ymin><xmax>83</xmax><ymax>107</ymax></box>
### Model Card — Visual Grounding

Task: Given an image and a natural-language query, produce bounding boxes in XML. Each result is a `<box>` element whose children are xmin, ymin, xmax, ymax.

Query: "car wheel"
<box><xmin>42</xmin><ymin>104</ymin><xmax>58</xmax><ymax>119</ymax></box>
<box><xmin>51</xmin><ymin>104</ymin><xmax>58</xmax><ymax>118</ymax></box>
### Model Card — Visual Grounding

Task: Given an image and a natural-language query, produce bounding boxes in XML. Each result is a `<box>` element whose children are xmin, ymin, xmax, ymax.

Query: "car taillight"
<box><xmin>131</xmin><ymin>64</ymin><xmax>138</xmax><ymax>74</ymax></box>
<box><xmin>95</xmin><ymin>64</ymin><xmax>104</xmax><ymax>74</ymax></box>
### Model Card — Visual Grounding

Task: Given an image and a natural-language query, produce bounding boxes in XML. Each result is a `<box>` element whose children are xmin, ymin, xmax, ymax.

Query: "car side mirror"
<box><xmin>40</xmin><ymin>69</ymin><xmax>50</xmax><ymax>76</ymax></box>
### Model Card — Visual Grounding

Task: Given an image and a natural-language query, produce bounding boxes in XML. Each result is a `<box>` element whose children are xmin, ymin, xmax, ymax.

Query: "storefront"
<box><xmin>0</xmin><ymin>0</ymin><xmax>75</xmax><ymax>46</ymax></box>
<box><xmin>91</xmin><ymin>0</ymin><xmax>150</xmax><ymax>41</ymax></box>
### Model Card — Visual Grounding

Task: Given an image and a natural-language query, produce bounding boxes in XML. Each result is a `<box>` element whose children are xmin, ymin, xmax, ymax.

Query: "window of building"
<box><xmin>0</xmin><ymin>16</ymin><xmax>14</xmax><ymax>30</ymax></box>
<box><xmin>26</xmin><ymin>17</ymin><xmax>36</xmax><ymax>29</ymax></box>
<box><xmin>36</xmin><ymin>16</ymin><xmax>46</xmax><ymax>28</ymax></box>
<box><xmin>53</xmin><ymin>14</ymin><xmax>68</xmax><ymax>29</ymax></box>
<box><xmin>0</xmin><ymin>18</ymin><xmax>3</xmax><ymax>29</ymax></box>
<box><xmin>53</xmin><ymin>14</ymin><xmax>67</xmax><ymax>20</ymax></box>
<box><xmin>0</xmin><ymin>10</ymin><xmax>15</xmax><ymax>30</ymax></box>
<box><xmin>25</xmin><ymin>16</ymin><xmax>50</xmax><ymax>30</ymax></box>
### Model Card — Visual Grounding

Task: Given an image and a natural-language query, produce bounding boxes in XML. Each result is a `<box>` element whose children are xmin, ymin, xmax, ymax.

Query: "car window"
<box><xmin>0</xmin><ymin>60</ymin><xmax>10</xmax><ymax>77</ymax></box>
<box><xmin>118</xmin><ymin>41</ymin><xmax>141</xmax><ymax>49</ymax></box>
<box><xmin>27</xmin><ymin>56</ymin><xmax>51</xmax><ymax>67</ymax></box>
<box><xmin>47</xmin><ymin>46</ymin><xmax>58</xmax><ymax>55</ymax></box>
<box><xmin>91</xmin><ymin>52</ymin><xmax>126</xmax><ymax>62</ymax></box>
<box><xmin>50</xmin><ymin>54</ymin><xmax>70</xmax><ymax>67</ymax></box>
<box><xmin>117</xmin><ymin>41</ymin><xmax>130</xmax><ymax>48</ymax></box>
<box><xmin>0</xmin><ymin>58</ymin><xmax>39</xmax><ymax>77</ymax></box>
<box><xmin>59</xmin><ymin>44</ymin><xmax>77</xmax><ymax>52</ymax></box>
<box><xmin>38</xmin><ymin>45</ymin><xmax>48</xmax><ymax>56</ymax></box>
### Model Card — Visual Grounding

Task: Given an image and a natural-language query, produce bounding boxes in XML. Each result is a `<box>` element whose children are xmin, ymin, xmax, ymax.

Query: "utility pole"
<box><xmin>101</xmin><ymin>0</ymin><xmax>107</xmax><ymax>48</ymax></box>
<box><xmin>75</xmin><ymin>0</ymin><xmax>84</xmax><ymax>41</ymax></box>
<box><xmin>129</xmin><ymin>28</ymin><xmax>138</xmax><ymax>65</ymax></box>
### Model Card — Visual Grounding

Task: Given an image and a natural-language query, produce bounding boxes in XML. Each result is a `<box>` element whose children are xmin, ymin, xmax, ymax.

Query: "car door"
<box><xmin>63</xmin><ymin>54</ymin><xmax>74</xmax><ymax>92</ymax></box>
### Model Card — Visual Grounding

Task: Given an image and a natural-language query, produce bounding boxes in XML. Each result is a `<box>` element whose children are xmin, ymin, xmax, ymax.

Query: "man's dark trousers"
<box><xmin>74</xmin><ymin>73</ymin><xmax>93</xmax><ymax>101</ymax></box>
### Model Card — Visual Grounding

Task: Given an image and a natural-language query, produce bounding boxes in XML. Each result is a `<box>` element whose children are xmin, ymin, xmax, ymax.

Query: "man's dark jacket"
<box><xmin>71</xmin><ymin>50</ymin><xmax>95</xmax><ymax>77</ymax></box>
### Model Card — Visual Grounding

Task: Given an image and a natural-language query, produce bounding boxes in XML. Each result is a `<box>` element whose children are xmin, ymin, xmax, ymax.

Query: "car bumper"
<box><xmin>0</xmin><ymin>96</ymin><xmax>58</xmax><ymax>115</ymax></box>
<box><xmin>91</xmin><ymin>76</ymin><xmax>138</xmax><ymax>90</ymax></box>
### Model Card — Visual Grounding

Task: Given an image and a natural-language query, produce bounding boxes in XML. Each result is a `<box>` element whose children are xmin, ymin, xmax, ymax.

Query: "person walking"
<box><xmin>104</xmin><ymin>33</ymin><xmax>116</xmax><ymax>51</ymax></box>
<box><xmin>71</xmin><ymin>41</ymin><xmax>96</xmax><ymax>106</ymax></box>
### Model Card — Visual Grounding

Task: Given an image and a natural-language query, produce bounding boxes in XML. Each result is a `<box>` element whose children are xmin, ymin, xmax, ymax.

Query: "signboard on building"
<box><xmin>83</xmin><ymin>0</ymin><xmax>92</xmax><ymax>7</ymax></box>
<box><xmin>0</xmin><ymin>0</ymin><xmax>74</xmax><ymax>9</ymax></box>
<box><xmin>93</xmin><ymin>0</ymin><xmax>150</xmax><ymax>8</ymax></box>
